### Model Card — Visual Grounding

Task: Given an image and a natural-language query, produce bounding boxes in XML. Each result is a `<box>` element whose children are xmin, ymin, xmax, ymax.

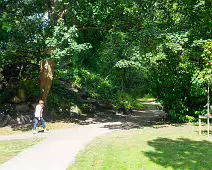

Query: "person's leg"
<box><xmin>33</xmin><ymin>118</ymin><xmax>39</xmax><ymax>133</ymax></box>
<box><xmin>40</xmin><ymin>117</ymin><xmax>47</xmax><ymax>132</ymax></box>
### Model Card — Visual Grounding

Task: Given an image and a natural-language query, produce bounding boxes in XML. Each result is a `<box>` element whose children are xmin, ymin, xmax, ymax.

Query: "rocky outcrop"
<box><xmin>11</xmin><ymin>96</ymin><xmax>22</xmax><ymax>104</ymax></box>
<box><xmin>0</xmin><ymin>103</ymin><xmax>34</xmax><ymax>127</ymax></box>
<box><xmin>57</xmin><ymin>80</ymin><xmax>130</xmax><ymax>118</ymax></box>
<box><xmin>15</xmin><ymin>103</ymin><xmax>30</xmax><ymax>113</ymax></box>
<box><xmin>1</xmin><ymin>62</ymin><xmax>39</xmax><ymax>104</ymax></box>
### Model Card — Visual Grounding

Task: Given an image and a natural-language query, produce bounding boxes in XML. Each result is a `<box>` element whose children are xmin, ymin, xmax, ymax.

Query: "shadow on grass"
<box><xmin>144</xmin><ymin>137</ymin><xmax>212</xmax><ymax>170</ymax></box>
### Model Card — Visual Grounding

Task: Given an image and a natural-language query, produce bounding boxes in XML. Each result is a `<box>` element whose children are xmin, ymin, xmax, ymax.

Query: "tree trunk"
<box><xmin>39</xmin><ymin>59</ymin><xmax>56</xmax><ymax>104</ymax></box>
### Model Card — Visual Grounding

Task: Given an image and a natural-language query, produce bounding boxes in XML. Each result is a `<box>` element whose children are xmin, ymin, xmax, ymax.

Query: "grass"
<box><xmin>138</xmin><ymin>94</ymin><xmax>156</xmax><ymax>102</ymax></box>
<box><xmin>0</xmin><ymin>138</ymin><xmax>43</xmax><ymax>165</ymax></box>
<box><xmin>69</xmin><ymin>124</ymin><xmax>212</xmax><ymax>170</ymax></box>
<box><xmin>0</xmin><ymin>121</ymin><xmax>77</xmax><ymax>136</ymax></box>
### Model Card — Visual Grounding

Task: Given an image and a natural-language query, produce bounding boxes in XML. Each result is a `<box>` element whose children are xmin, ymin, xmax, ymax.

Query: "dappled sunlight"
<box><xmin>144</xmin><ymin>137</ymin><xmax>212</xmax><ymax>170</ymax></box>
<box><xmin>93</xmin><ymin>106</ymin><xmax>167</xmax><ymax>130</ymax></box>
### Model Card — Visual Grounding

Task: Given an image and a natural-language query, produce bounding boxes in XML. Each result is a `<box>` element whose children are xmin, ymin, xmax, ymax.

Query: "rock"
<box><xmin>80</xmin><ymin>98</ymin><xmax>97</xmax><ymax>103</ymax></box>
<box><xmin>95</xmin><ymin>112</ymin><xmax>104</xmax><ymax>117</ymax></box>
<box><xmin>0</xmin><ymin>83</ymin><xmax>4</xmax><ymax>91</ymax></box>
<box><xmin>0</xmin><ymin>104</ymin><xmax>12</xmax><ymax>115</ymax></box>
<box><xmin>31</xmin><ymin>103</ymin><xmax>37</xmax><ymax>109</ymax></box>
<box><xmin>15</xmin><ymin>104</ymin><xmax>29</xmax><ymax>113</ymax></box>
<box><xmin>18</xmin><ymin>115</ymin><xmax>32</xmax><ymax>124</ymax></box>
<box><xmin>70</xmin><ymin>105</ymin><xmax>82</xmax><ymax>114</ymax></box>
<box><xmin>117</xmin><ymin>107</ymin><xmax>127</xmax><ymax>115</ymax></box>
<box><xmin>7</xmin><ymin>81</ymin><xmax>19</xmax><ymax>89</ymax></box>
<box><xmin>80</xmin><ymin>88</ymin><xmax>88</xmax><ymax>99</ymax></box>
<box><xmin>11</xmin><ymin>96</ymin><xmax>21</xmax><ymax>103</ymax></box>
<box><xmin>80</xmin><ymin>103</ymin><xmax>96</xmax><ymax>114</ymax></box>
<box><xmin>0</xmin><ymin>104</ymin><xmax>17</xmax><ymax>117</ymax></box>
<box><xmin>18</xmin><ymin>89</ymin><xmax>26</xmax><ymax>102</ymax></box>
<box><xmin>97</xmin><ymin>101</ymin><xmax>114</xmax><ymax>110</ymax></box>
<box><xmin>105</xmin><ymin>110</ymin><xmax>116</xmax><ymax>115</ymax></box>
<box><xmin>9</xmin><ymin>115</ymin><xmax>32</xmax><ymax>125</ymax></box>
<box><xmin>0</xmin><ymin>114</ymin><xmax>12</xmax><ymax>126</ymax></box>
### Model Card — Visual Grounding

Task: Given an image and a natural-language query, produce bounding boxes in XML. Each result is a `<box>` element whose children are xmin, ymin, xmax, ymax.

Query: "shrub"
<box><xmin>181</xmin><ymin>115</ymin><xmax>197</xmax><ymax>123</ymax></box>
<box><xmin>19</xmin><ymin>79</ymin><xmax>39</xmax><ymax>99</ymax></box>
<box><xmin>114</xmin><ymin>91</ymin><xmax>144</xmax><ymax>110</ymax></box>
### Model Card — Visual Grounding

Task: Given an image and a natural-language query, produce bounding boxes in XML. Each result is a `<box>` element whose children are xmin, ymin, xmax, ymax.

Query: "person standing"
<box><xmin>33</xmin><ymin>100</ymin><xmax>47</xmax><ymax>134</ymax></box>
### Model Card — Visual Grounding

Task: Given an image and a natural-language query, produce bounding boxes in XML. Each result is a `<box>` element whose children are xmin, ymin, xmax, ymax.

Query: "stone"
<box><xmin>97</xmin><ymin>101</ymin><xmax>114</xmax><ymax>110</ymax></box>
<box><xmin>18</xmin><ymin>89</ymin><xmax>26</xmax><ymax>102</ymax></box>
<box><xmin>0</xmin><ymin>104</ymin><xmax>12</xmax><ymax>114</ymax></box>
<box><xmin>15</xmin><ymin>104</ymin><xmax>29</xmax><ymax>113</ymax></box>
<box><xmin>0</xmin><ymin>114</ymin><xmax>12</xmax><ymax>126</ymax></box>
<box><xmin>11</xmin><ymin>96</ymin><xmax>21</xmax><ymax>103</ymax></box>
<box><xmin>31</xmin><ymin>103</ymin><xmax>37</xmax><ymax>109</ymax></box>
<box><xmin>0</xmin><ymin>83</ymin><xmax>4</xmax><ymax>91</ymax></box>
<box><xmin>9</xmin><ymin>115</ymin><xmax>32</xmax><ymax>125</ymax></box>
<box><xmin>70</xmin><ymin>105</ymin><xmax>82</xmax><ymax>114</ymax></box>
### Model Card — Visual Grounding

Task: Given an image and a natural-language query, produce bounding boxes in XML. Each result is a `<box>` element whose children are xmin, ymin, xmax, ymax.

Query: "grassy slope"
<box><xmin>0</xmin><ymin>138</ymin><xmax>43</xmax><ymax>165</ymax></box>
<box><xmin>70</xmin><ymin>124</ymin><xmax>212</xmax><ymax>170</ymax></box>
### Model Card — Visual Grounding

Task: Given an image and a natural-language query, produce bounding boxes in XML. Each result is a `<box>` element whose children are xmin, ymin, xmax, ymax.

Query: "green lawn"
<box><xmin>69</xmin><ymin>124</ymin><xmax>212</xmax><ymax>170</ymax></box>
<box><xmin>0</xmin><ymin>138</ymin><xmax>43</xmax><ymax>165</ymax></box>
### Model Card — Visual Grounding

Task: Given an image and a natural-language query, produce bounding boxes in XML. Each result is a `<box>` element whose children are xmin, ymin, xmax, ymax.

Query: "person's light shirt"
<box><xmin>34</xmin><ymin>104</ymin><xmax>42</xmax><ymax>117</ymax></box>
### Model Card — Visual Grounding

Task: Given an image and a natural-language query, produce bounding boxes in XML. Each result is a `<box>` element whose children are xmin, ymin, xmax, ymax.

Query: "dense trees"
<box><xmin>0</xmin><ymin>0</ymin><xmax>211</xmax><ymax>121</ymax></box>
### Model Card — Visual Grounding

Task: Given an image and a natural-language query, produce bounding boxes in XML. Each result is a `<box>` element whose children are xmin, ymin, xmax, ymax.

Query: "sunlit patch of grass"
<box><xmin>69</xmin><ymin>124</ymin><xmax>212</xmax><ymax>170</ymax></box>
<box><xmin>0</xmin><ymin>127</ymin><xmax>23</xmax><ymax>136</ymax></box>
<box><xmin>0</xmin><ymin>138</ymin><xmax>43</xmax><ymax>165</ymax></box>
<box><xmin>138</xmin><ymin>98</ymin><xmax>156</xmax><ymax>102</ymax></box>
<box><xmin>138</xmin><ymin>94</ymin><xmax>156</xmax><ymax>102</ymax></box>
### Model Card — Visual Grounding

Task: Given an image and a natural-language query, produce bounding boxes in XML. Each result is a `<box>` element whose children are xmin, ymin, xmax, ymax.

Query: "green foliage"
<box><xmin>191</xmin><ymin>39</ymin><xmax>212</xmax><ymax>85</ymax></box>
<box><xmin>1</xmin><ymin>0</ymin><xmax>211</xmax><ymax>122</ymax></box>
<box><xmin>73</xmin><ymin>69</ymin><xmax>116</xmax><ymax>100</ymax></box>
<box><xmin>48</xmin><ymin>80</ymin><xmax>76</xmax><ymax>112</ymax></box>
<box><xmin>19</xmin><ymin>79</ymin><xmax>39</xmax><ymax>99</ymax></box>
<box><xmin>195</xmin><ymin>110</ymin><xmax>207</xmax><ymax>116</ymax></box>
<box><xmin>0</xmin><ymin>89</ymin><xmax>15</xmax><ymax>104</ymax></box>
<box><xmin>181</xmin><ymin>115</ymin><xmax>197</xmax><ymax>123</ymax></box>
<box><xmin>114</xmin><ymin>91</ymin><xmax>144</xmax><ymax>110</ymax></box>
<box><xmin>45</xmin><ymin>19</ymin><xmax>92</xmax><ymax>63</ymax></box>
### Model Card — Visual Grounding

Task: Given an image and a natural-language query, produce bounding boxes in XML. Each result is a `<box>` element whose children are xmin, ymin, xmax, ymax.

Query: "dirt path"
<box><xmin>0</xmin><ymin>102</ymin><xmax>166</xmax><ymax>170</ymax></box>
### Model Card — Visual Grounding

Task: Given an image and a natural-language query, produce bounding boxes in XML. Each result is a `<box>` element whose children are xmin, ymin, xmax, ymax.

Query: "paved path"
<box><xmin>0</xmin><ymin>122</ymin><xmax>121</xmax><ymax>170</ymax></box>
<box><xmin>0</xmin><ymin>102</ymin><xmax>166</xmax><ymax>170</ymax></box>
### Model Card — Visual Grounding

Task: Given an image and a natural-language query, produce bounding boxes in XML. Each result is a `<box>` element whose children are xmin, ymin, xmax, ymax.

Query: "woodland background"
<box><xmin>0</xmin><ymin>0</ymin><xmax>211</xmax><ymax>125</ymax></box>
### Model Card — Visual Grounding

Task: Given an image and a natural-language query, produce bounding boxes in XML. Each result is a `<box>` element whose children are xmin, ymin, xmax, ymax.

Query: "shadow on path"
<box><xmin>1</xmin><ymin>102</ymin><xmax>168</xmax><ymax>132</ymax></box>
<box><xmin>77</xmin><ymin>102</ymin><xmax>167</xmax><ymax>130</ymax></box>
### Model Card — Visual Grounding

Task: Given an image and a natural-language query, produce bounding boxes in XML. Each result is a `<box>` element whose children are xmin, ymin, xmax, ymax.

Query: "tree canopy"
<box><xmin>0</xmin><ymin>0</ymin><xmax>211</xmax><ymax>121</ymax></box>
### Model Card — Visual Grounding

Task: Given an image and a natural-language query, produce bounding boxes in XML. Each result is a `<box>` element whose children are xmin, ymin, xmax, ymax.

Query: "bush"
<box><xmin>47</xmin><ymin>80</ymin><xmax>77</xmax><ymax>114</ymax></box>
<box><xmin>73</xmin><ymin>69</ymin><xmax>116</xmax><ymax>100</ymax></box>
<box><xmin>181</xmin><ymin>115</ymin><xmax>197</xmax><ymax>123</ymax></box>
<box><xmin>113</xmin><ymin>91</ymin><xmax>144</xmax><ymax>110</ymax></box>
<box><xmin>19</xmin><ymin>79</ymin><xmax>39</xmax><ymax>99</ymax></box>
